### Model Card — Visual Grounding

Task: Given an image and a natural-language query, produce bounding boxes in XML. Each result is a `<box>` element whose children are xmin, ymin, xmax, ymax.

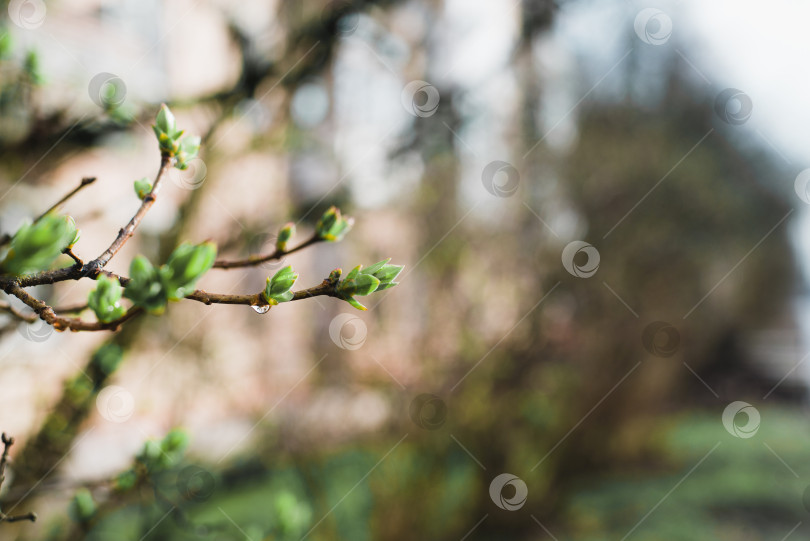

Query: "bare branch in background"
<box><xmin>0</xmin><ymin>434</ymin><xmax>36</xmax><ymax>524</ymax></box>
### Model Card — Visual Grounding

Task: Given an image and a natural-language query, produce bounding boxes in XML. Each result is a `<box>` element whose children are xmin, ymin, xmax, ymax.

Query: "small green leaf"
<box><xmin>345</xmin><ymin>297</ymin><xmax>368</xmax><ymax>311</ymax></box>
<box><xmin>344</xmin><ymin>264</ymin><xmax>360</xmax><ymax>282</ymax></box>
<box><xmin>342</xmin><ymin>273</ymin><xmax>380</xmax><ymax>297</ymax></box>
<box><xmin>374</xmin><ymin>265</ymin><xmax>403</xmax><ymax>283</ymax></box>
<box><xmin>359</xmin><ymin>259</ymin><xmax>403</xmax><ymax>290</ymax></box>
<box><xmin>276</xmin><ymin>222</ymin><xmax>295</xmax><ymax>251</ymax></box>
<box><xmin>155</xmin><ymin>104</ymin><xmax>177</xmax><ymax>137</ymax></box>
<box><xmin>68</xmin><ymin>488</ymin><xmax>96</xmax><ymax>523</ymax></box>
<box><xmin>177</xmin><ymin>135</ymin><xmax>200</xmax><ymax>156</ymax></box>
<box><xmin>87</xmin><ymin>275</ymin><xmax>126</xmax><ymax>323</ymax></box>
<box><xmin>153</xmin><ymin>127</ymin><xmax>179</xmax><ymax>155</ymax></box>
<box><xmin>136</xmin><ymin>429</ymin><xmax>188</xmax><ymax>473</ymax></box>
<box><xmin>24</xmin><ymin>49</ymin><xmax>44</xmax><ymax>85</ymax></box>
<box><xmin>0</xmin><ymin>33</ymin><xmax>13</xmax><ymax>60</ymax></box>
<box><xmin>315</xmin><ymin>206</ymin><xmax>354</xmax><ymax>242</ymax></box>
<box><xmin>273</xmin><ymin>491</ymin><xmax>313</xmax><ymax>536</ymax></box>
<box><xmin>360</xmin><ymin>258</ymin><xmax>390</xmax><ymax>275</ymax></box>
<box><xmin>56</xmin><ymin>215</ymin><xmax>80</xmax><ymax>249</ymax></box>
<box><xmin>160</xmin><ymin>242</ymin><xmax>217</xmax><ymax>301</ymax></box>
<box><xmin>153</xmin><ymin>104</ymin><xmax>203</xmax><ymax>169</ymax></box>
<box><xmin>153</xmin><ymin>104</ymin><xmax>185</xmax><ymax>156</ymax></box>
<box><xmin>336</xmin><ymin>259</ymin><xmax>403</xmax><ymax>309</ymax></box>
<box><xmin>374</xmin><ymin>281</ymin><xmax>399</xmax><ymax>291</ymax></box>
<box><xmin>134</xmin><ymin>177</ymin><xmax>152</xmax><ymax>200</ymax></box>
<box><xmin>161</xmin><ymin>428</ymin><xmax>189</xmax><ymax>453</ymax></box>
<box><xmin>356</xmin><ymin>274</ymin><xmax>381</xmax><ymax>295</ymax></box>
<box><xmin>263</xmin><ymin>265</ymin><xmax>298</xmax><ymax>305</ymax></box>
<box><xmin>67</xmin><ymin>216</ymin><xmax>81</xmax><ymax>248</ymax></box>
<box><xmin>158</xmin><ymin>428</ymin><xmax>189</xmax><ymax>468</ymax></box>
<box><xmin>130</xmin><ymin>255</ymin><xmax>154</xmax><ymax>279</ymax></box>
<box><xmin>316</xmin><ymin>207</ymin><xmax>337</xmax><ymax>235</ymax></box>
<box><xmin>123</xmin><ymin>255</ymin><xmax>167</xmax><ymax>314</ymax></box>
<box><xmin>114</xmin><ymin>468</ymin><xmax>138</xmax><ymax>492</ymax></box>
<box><xmin>0</xmin><ymin>214</ymin><xmax>78</xmax><ymax>275</ymax></box>
<box><xmin>176</xmin><ymin>135</ymin><xmax>201</xmax><ymax>170</ymax></box>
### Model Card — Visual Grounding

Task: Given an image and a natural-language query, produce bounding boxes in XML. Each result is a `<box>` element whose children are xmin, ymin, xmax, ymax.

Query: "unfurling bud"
<box><xmin>315</xmin><ymin>206</ymin><xmax>353</xmax><ymax>242</ymax></box>
<box><xmin>152</xmin><ymin>104</ymin><xmax>200</xmax><ymax>169</ymax></box>
<box><xmin>263</xmin><ymin>265</ymin><xmax>298</xmax><ymax>306</ymax></box>
<box><xmin>123</xmin><ymin>242</ymin><xmax>217</xmax><ymax>314</ymax></box>
<box><xmin>134</xmin><ymin>177</ymin><xmax>152</xmax><ymax>200</ymax></box>
<box><xmin>87</xmin><ymin>275</ymin><xmax>126</xmax><ymax>323</ymax></box>
<box><xmin>335</xmin><ymin>259</ymin><xmax>403</xmax><ymax>311</ymax></box>
<box><xmin>160</xmin><ymin>242</ymin><xmax>217</xmax><ymax>300</ymax></box>
<box><xmin>0</xmin><ymin>214</ymin><xmax>79</xmax><ymax>276</ymax></box>
<box><xmin>276</xmin><ymin>222</ymin><xmax>295</xmax><ymax>252</ymax></box>
<box><xmin>123</xmin><ymin>255</ymin><xmax>166</xmax><ymax>314</ymax></box>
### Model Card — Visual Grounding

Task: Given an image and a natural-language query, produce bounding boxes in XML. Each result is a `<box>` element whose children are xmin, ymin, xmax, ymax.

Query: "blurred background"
<box><xmin>1</xmin><ymin>0</ymin><xmax>809</xmax><ymax>539</ymax></box>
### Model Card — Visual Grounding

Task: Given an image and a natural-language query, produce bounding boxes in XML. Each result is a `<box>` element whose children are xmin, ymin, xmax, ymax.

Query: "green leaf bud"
<box><xmin>263</xmin><ymin>265</ymin><xmax>298</xmax><ymax>305</ymax></box>
<box><xmin>155</xmin><ymin>104</ymin><xmax>177</xmax><ymax>137</ymax></box>
<box><xmin>159</xmin><ymin>242</ymin><xmax>217</xmax><ymax>301</ymax></box>
<box><xmin>359</xmin><ymin>258</ymin><xmax>404</xmax><ymax>291</ymax></box>
<box><xmin>315</xmin><ymin>206</ymin><xmax>354</xmax><ymax>242</ymax></box>
<box><xmin>1</xmin><ymin>214</ymin><xmax>78</xmax><ymax>275</ymax></box>
<box><xmin>87</xmin><ymin>275</ymin><xmax>126</xmax><ymax>323</ymax></box>
<box><xmin>134</xmin><ymin>177</ymin><xmax>152</xmax><ymax>200</ymax></box>
<box><xmin>68</xmin><ymin>488</ymin><xmax>96</xmax><ymax>523</ymax></box>
<box><xmin>276</xmin><ymin>222</ymin><xmax>295</xmax><ymax>252</ymax></box>
<box><xmin>123</xmin><ymin>255</ymin><xmax>167</xmax><ymax>314</ymax></box>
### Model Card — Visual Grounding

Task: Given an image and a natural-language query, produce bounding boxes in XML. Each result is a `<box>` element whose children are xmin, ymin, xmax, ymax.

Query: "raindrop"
<box><xmin>251</xmin><ymin>304</ymin><xmax>271</xmax><ymax>314</ymax></box>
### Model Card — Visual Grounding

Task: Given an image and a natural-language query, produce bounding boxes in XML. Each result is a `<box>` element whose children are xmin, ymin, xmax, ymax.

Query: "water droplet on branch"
<box><xmin>251</xmin><ymin>304</ymin><xmax>271</xmax><ymax>314</ymax></box>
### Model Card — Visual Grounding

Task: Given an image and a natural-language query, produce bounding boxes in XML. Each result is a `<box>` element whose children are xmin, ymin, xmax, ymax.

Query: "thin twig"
<box><xmin>52</xmin><ymin>302</ymin><xmax>88</xmax><ymax>314</ymax></box>
<box><xmin>91</xmin><ymin>155</ymin><xmax>174</xmax><ymax>269</ymax></box>
<box><xmin>190</xmin><ymin>275</ymin><xmax>340</xmax><ymax>305</ymax></box>
<box><xmin>33</xmin><ymin>177</ymin><xmax>97</xmax><ymax>224</ymax></box>
<box><xmin>0</xmin><ymin>512</ymin><xmax>37</xmax><ymax>523</ymax></box>
<box><xmin>212</xmin><ymin>235</ymin><xmax>321</xmax><ymax>269</ymax></box>
<box><xmin>0</xmin><ymin>156</ymin><xmax>172</xmax><ymax>289</ymax></box>
<box><xmin>0</xmin><ymin>434</ymin><xmax>36</xmax><ymax>524</ymax></box>
<box><xmin>0</xmin><ymin>177</ymin><xmax>96</xmax><ymax>248</ymax></box>
<box><xmin>5</xmin><ymin>284</ymin><xmax>143</xmax><ymax>332</ymax></box>
<box><xmin>4</xmin><ymin>265</ymin><xmax>84</xmax><ymax>288</ymax></box>
<box><xmin>63</xmin><ymin>247</ymin><xmax>83</xmax><ymax>267</ymax></box>
<box><xmin>0</xmin><ymin>299</ymin><xmax>38</xmax><ymax>323</ymax></box>
<box><xmin>1</xmin><ymin>433</ymin><xmax>12</xmax><ymax>487</ymax></box>
<box><xmin>3</xmin><ymin>272</ymin><xmax>340</xmax><ymax>332</ymax></box>
<box><xmin>0</xmin><ymin>233</ymin><xmax>321</xmax><ymax>288</ymax></box>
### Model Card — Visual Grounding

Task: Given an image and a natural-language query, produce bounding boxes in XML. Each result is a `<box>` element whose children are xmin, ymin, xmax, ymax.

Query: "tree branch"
<box><xmin>1</xmin><ymin>433</ymin><xmax>12</xmax><ymax>487</ymax></box>
<box><xmin>33</xmin><ymin>177</ymin><xmax>97</xmax><ymax>224</ymax></box>
<box><xmin>52</xmin><ymin>302</ymin><xmax>88</xmax><ymax>314</ymax></box>
<box><xmin>0</xmin><ymin>299</ymin><xmax>38</xmax><ymax>323</ymax></box>
<box><xmin>0</xmin><ymin>434</ymin><xmax>37</xmax><ymax>524</ymax></box>
<box><xmin>5</xmin><ymin>283</ymin><xmax>143</xmax><ymax>332</ymax></box>
<box><xmin>91</xmin><ymin>155</ymin><xmax>174</xmax><ymax>269</ymax></box>
<box><xmin>0</xmin><ymin>112</ymin><xmax>373</xmax><ymax>335</ymax></box>
<box><xmin>63</xmin><ymin>247</ymin><xmax>83</xmax><ymax>267</ymax></box>
<box><xmin>0</xmin><ymin>177</ymin><xmax>96</xmax><ymax>248</ymax></box>
<box><xmin>4</xmin><ymin>271</ymin><xmax>341</xmax><ymax>332</ymax></box>
<box><xmin>0</xmin><ymin>230</ymin><xmax>323</xmax><ymax>290</ymax></box>
<box><xmin>0</xmin><ymin>154</ymin><xmax>172</xmax><ymax>290</ymax></box>
<box><xmin>212</xmin><ymin>234</ymin><xmax>321</xmax><ymax>269</ymax></box>
<box><xmin>189</xmin><ymin>274</ymin><xmax>340</xmax><ymax>305</ymax></box>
